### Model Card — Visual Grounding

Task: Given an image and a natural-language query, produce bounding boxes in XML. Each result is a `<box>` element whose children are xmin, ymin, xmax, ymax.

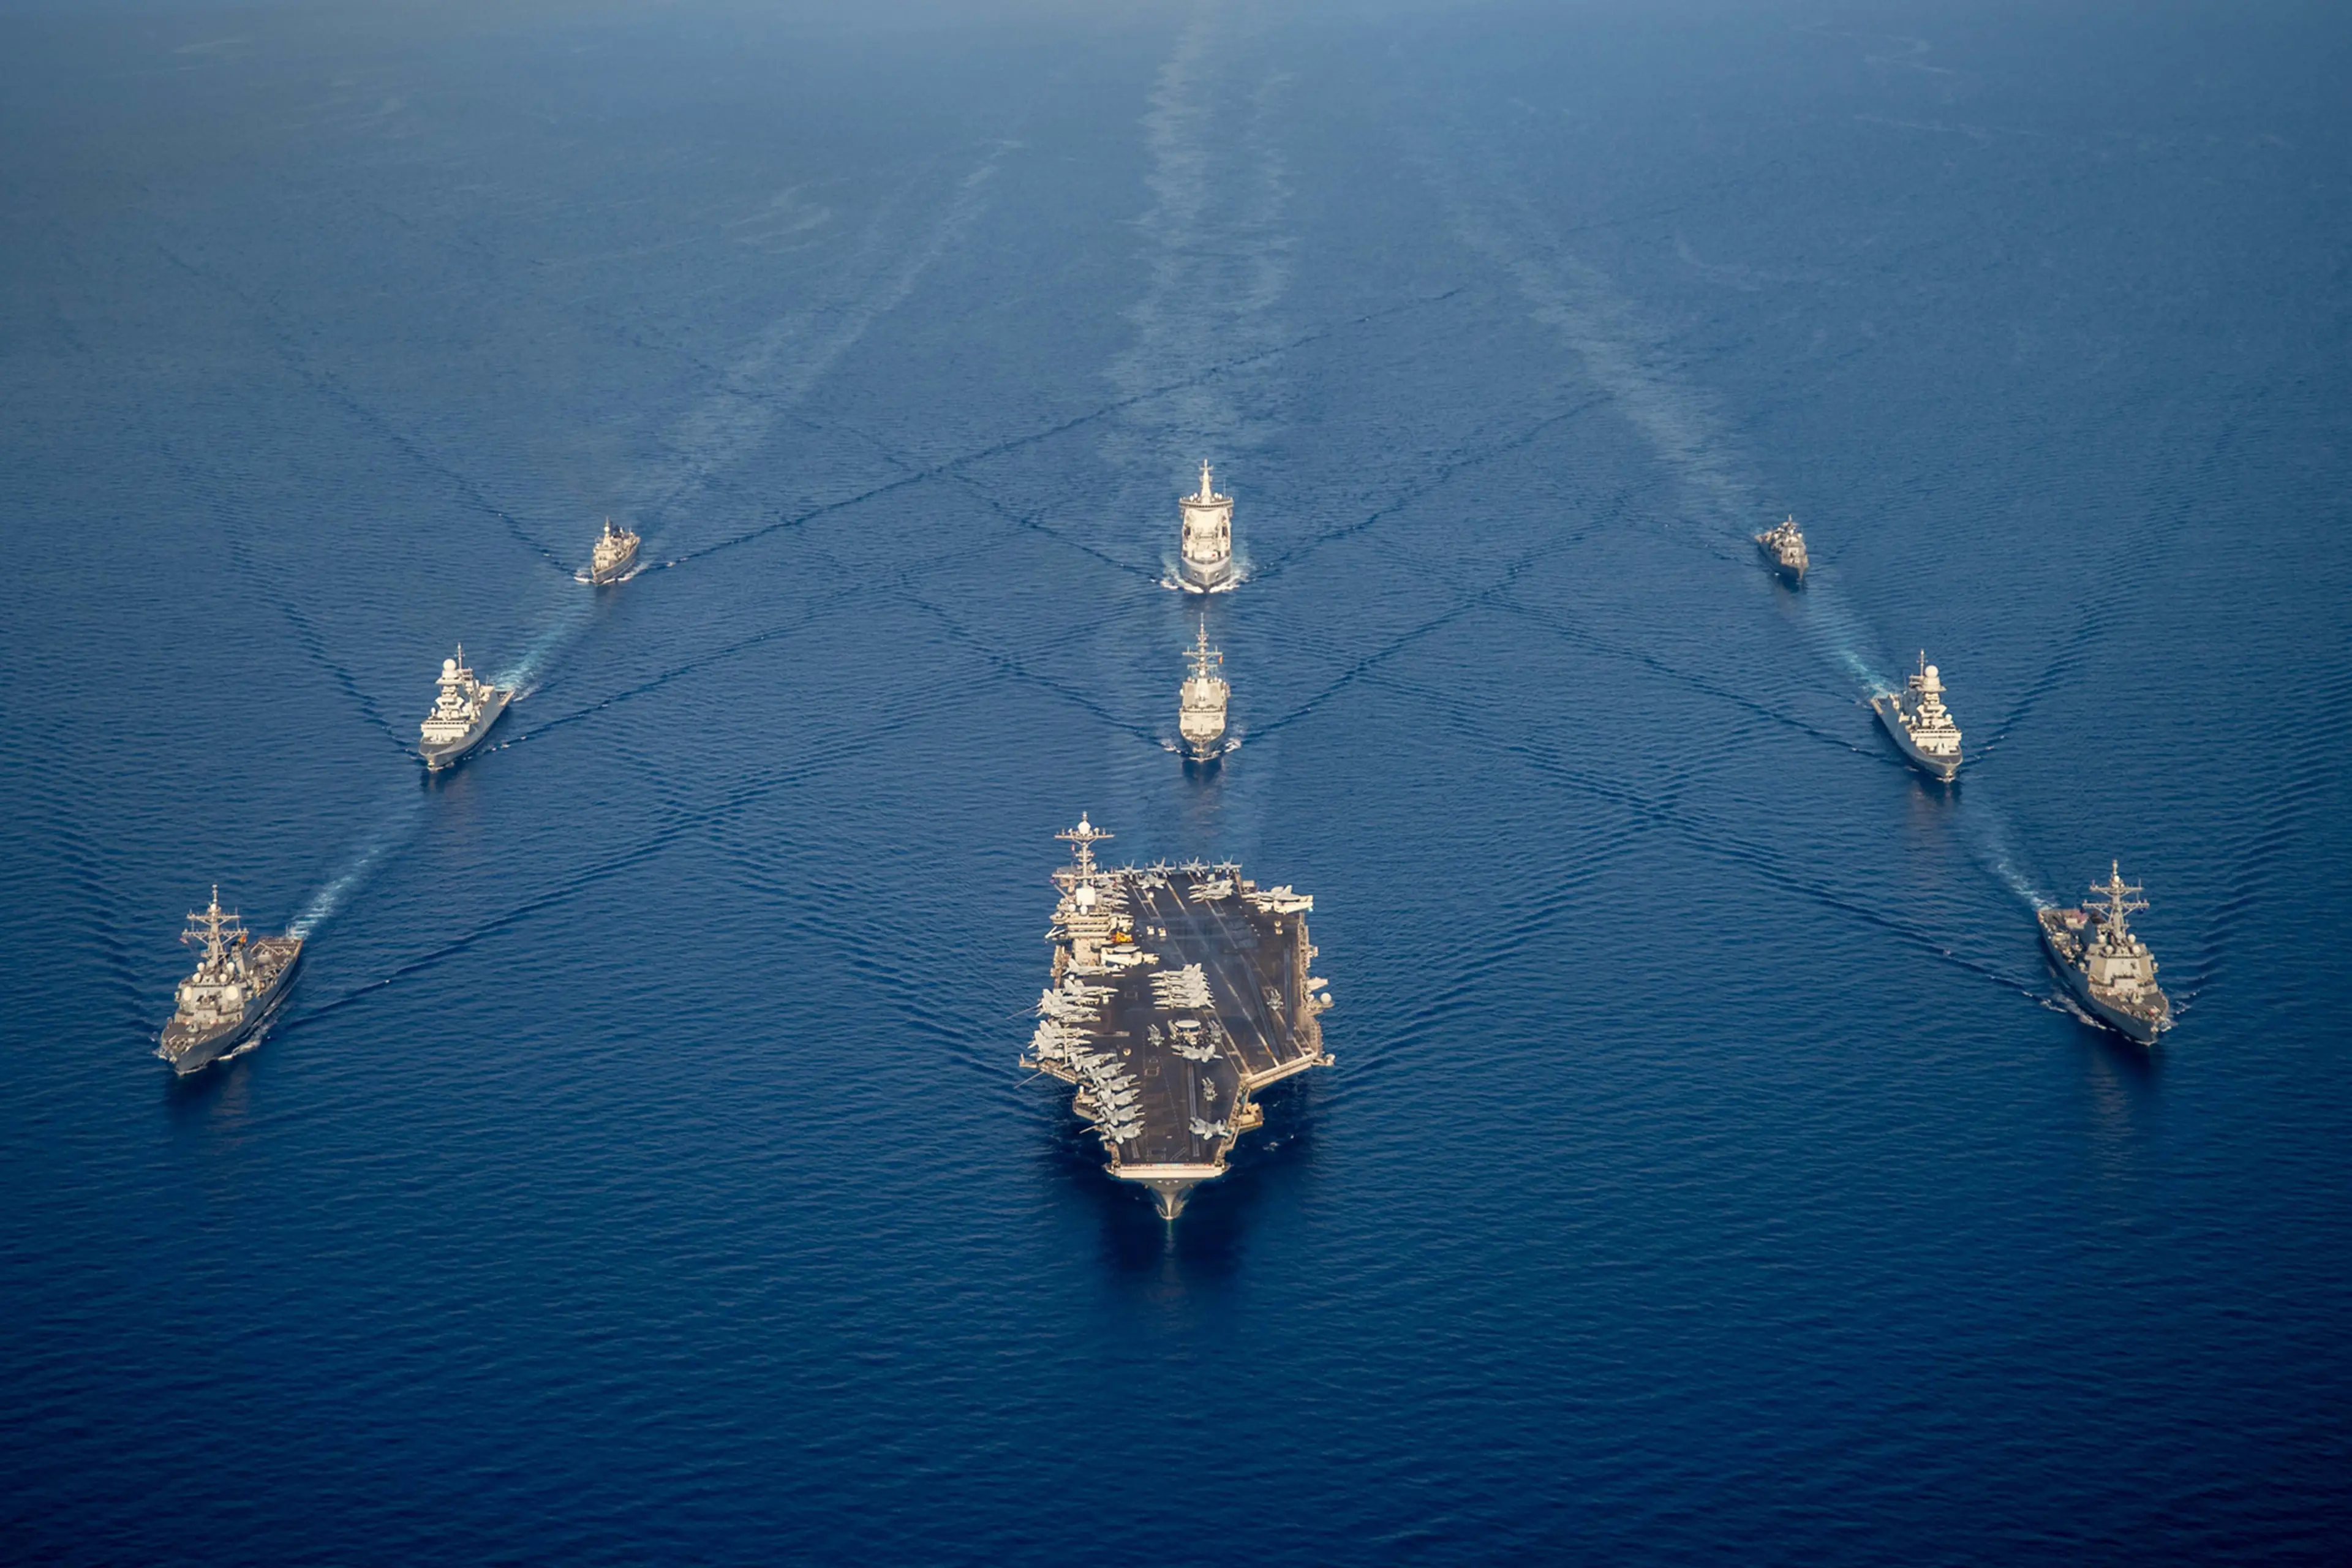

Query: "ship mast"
<box><xmin>1196</xmin><ymin>460</ymin><xmax>1215</xmax><ymax>504</ymax></box>
<box><xmin>1186</xmin><ymin>617</ymin><xmax>1221</xmax><ymax>680</ymax></box>
<box><xmin>182</xmin><ymin>886</ymin><xmax>246</xmax><ymax>965</ymax></box>
<box><xmin>2089</xmin><ymin>861</ymin><xmax>2149</xmax><ymax>943</ymax></box>
<box><xmin>1055</xmin><ymin>814</ymin><xmax>1114</xmax><ymax>893</ymax></box>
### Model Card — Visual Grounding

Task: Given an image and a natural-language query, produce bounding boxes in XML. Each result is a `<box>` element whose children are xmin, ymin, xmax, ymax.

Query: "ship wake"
<box><xmin>289</xmin><ymin>793</ymin><xmax>425</xmax><ymax>941</ymax></box>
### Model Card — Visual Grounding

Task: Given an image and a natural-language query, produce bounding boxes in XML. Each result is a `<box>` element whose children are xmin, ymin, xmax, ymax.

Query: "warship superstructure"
<box><xmin>1872</xmin><ymin>652</ymin><xmax>1963</xmax><ymax>782</ymax></box>
<box><xmin>2039</xmin><ymin>863</ymin><xmax>2172</xmax><ymax>1044</ymax></box>
<box><xmin>1177</xmin><ymin>619</ymin><xmax>1230</xmax><ymax>764</ymax></box>
<box><xmin>589</xmin><ymin>517</ymin><xmax>639</xmax><ymax>586</ymax></box>
<box><xmin>158</xmin><ymin>888</ymin><xmax>303</xmax><ymax>1075</ymax></box>
<box><xmin>418</xmin><ymin>645</ymin><xmax>512</xmax><ymax>771</ymax></box>
<box><xmin>1174</xmin><ymin>460</ymin><xmax>1237</xmax><ymax>593</ymax></box>
<box><xmin>1755</xmin><ymin>514</ymin><xmax>1808</xmax><ymax>585</ymax></box>
<box><xmin>1023</xmin><ymin>816</ymin><xmax>1332</xmax><ymax>1218</ymax></box>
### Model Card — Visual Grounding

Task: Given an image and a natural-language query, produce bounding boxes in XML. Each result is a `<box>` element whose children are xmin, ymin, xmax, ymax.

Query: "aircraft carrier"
<box><xmin>1023</xmin><ymin>816</ymin><xmax>1333</xmax><ymax>1218</ymax></box>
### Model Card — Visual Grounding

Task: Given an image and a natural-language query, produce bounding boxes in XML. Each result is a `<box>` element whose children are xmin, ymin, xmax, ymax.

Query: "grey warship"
<box><xmin>1177</xmin><ymin>619</ymin><xmax>1229</xmax><ymax>766</ymax></box>
<box><xmin>418</xmin><ymin>645</ymin><xmax>511</xmax><ymax>771</ymax></box>
<box><xmin>158</xmin><ymin>888</ymin><xmax>303</xmax><ymax>1075</ymax></box>
<box><xmin>1022</xmin><ymin>816</ymin><xmax>1333</xmax><ymax>1219</ymax></box>
<box><xmin>589</xmin><ymin>516</ymin><xmax>639</xmax><ymax>586</ymax></box>
<box><xmin>2039</xmin><ymin>862</ymin><xmax>2172</xmax><ymax>1044</ymax></box>
<box><xmin>1755</xmin><ymin>514</ymin><xmax>1808</xmax><ymax>585</ymax></box>
<box><xmin>1871</xmin><ymin>652</ymin><xmax>1963</xmax><ymax>782</ymax></box>
<box><xmin>1172</xmin><ymin>460</ymin><xmax>1238</xmax><ymax>594</ymax></box>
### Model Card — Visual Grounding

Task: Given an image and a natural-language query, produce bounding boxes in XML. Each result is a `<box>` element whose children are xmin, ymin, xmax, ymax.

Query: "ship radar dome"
<box><xmin>1073</xmin><ymin>884</ymin><xmax>1098</xmax><ymax>910</ymax></box>
<box><xmin>442</xmin><ymin>657</ymin><xmax>458</xmax><ymax>676</ymax></box>
<box><xmin>1924</xmin><ymin>664</ymin><xmax>1939</xmax><ymax>679</ymax></box>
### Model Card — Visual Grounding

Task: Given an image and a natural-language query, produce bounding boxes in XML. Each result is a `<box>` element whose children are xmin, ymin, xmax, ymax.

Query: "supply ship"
<box><xmin>157</xmin><ymin>888</ymin><xmax>303</xmax><ymax>1075</ymax></box>
<box><xmin>589</xmin><ymin>518</ymin><xmax>639</xmax><ymax>586</ymax></box>
<box><xmin>418</xmin><ymin>646</ymin><xmax>511</xmax><ymax>771</ymax></box>
<box><xmin>1755</xmin><ymin>514</ymin><xmax>1808</xmax><ymax>585</ymax></box>
<box><xmin>1177</xmin><ymin>619</ymin><xmax>1229</xmax><ymax>765</ymax></box>
<box><xmin>1023</xmin><ymin>816</ymin><xmax>1333</xmax><ymax>1218</ymax></box>
<box><xmin>1872</xmin><ymin>652</ymin><xmax>1963</xmax><ymax>782</ymax></box>
<box><xmin>2038</xmin><ymin>862</ymin><xmax>2172</xmax><ymax>1044</ymax></box>
<box><xmin>1172</xmin><ymin>461</ymin><xmax>1238</xmax><ymax>593</ymax></box>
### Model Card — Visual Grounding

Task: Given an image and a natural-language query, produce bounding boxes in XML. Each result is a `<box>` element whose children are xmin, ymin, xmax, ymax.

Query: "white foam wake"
<box><xmin>1105</xmin><ymin>5</ymin><xmax>1295</xmax><ymax>469</ymax></box>
<box><xmin>288</xmin><ymin>794</ymin><xmax>423</xmax><ymax>940</ymax></box>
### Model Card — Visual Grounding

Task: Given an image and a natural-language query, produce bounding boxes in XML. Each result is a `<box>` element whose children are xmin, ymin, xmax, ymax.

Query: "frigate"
<box><xmin>1173</xmin><ymin>460</ymin><xmax>1237</xmax><ymax>594</ymax></box>
<box><xmin>2038</xmin><ymin>863</ymin><xmax>2172</xmax><ymax>1044</ymax></box>
<box><xmin>1755</xmin><ymin>514</ymin><xmax>1808</xmax><ymax>585</ymax></box>
<box><xmin>157</xmin><ymin>888</ymin><xmax>303</xmax><ymax>1075</ymax></box>
<box><xmin>1871</xmin><ymin>652</ymin><xmax>1963</xmax><ymax>782</ymax></box>
<box><xmin>589</xmin><ymin>517</ymin><xmax>639</xmax><ymax>586</ymax></box>
<box><xmin>1177</xmin><ymin>618</ymin><xmax>1229</xmax><ymax>765</ymax></box>
<box><xmin>418</xmin><ymin>645</ymin><xmax>512</xmax><ymax>771</ymax></box>
<box><xmin>1023</xmin><ymin>816</ymin><xmax>1333</xmax><ymax>1219</ymax></box>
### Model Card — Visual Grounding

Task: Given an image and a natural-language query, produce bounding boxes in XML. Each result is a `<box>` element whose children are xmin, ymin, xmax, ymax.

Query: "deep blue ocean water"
<box><xmin>6</xmin><ymin>1</ymin><xmax>2350</xmax><ymax>1560</ymax></box>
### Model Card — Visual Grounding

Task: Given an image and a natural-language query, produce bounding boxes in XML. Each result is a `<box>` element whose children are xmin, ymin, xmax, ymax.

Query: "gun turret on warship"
<box><xmin>157</xmin><ymin>888</ymin><xmax>303</xmax><ymax>1075</ymax></box>
<box><xmin>1023</xmin><ymin>816</ymin><xmax>1332</xmax><ymax>1219</ymax></box>
<box><xmin>418</xmin><ymin>645</ymin><xmax>512</xmax><ymax>772</ymax></box>
<box><xmin>1177</xmin><ymin>619</ymin><xmax>1229</xmax><ymax>765</ymax></box>
<box><xmin>1871</xmin><ymin>652</ymin><xmax>1963</xmax><ymax>782</ymax></box>
<box><xmin>2038</xmin><ymin>862</ymin><xmax>2172</xmax><ymax>1044</ymax></box>
<box><xmin>1173</xmin><ymin>460</ymin><xmax>1237</xmax><ymax>594</ymax></box>
<box><xmin>1755</xmin><ymin>514</ymin><xmax>1808</xmax><ymax>585</ymax></box>
<box><xmin>589</xmin><ymin>517</ymin><xmax>639</xmax><ymax>586</ymax></box>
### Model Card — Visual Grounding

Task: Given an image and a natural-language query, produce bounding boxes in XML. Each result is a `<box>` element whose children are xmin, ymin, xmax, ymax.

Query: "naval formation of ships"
<box><xmin>159</xmin><ymin>467</ymin><xmax>2171</xmax><ymax>1200</ymax></box>
<box><xmin>1752</xmin><ymin>510</ymin><xmax>2169</xmax><ymax>1041</ymax></box>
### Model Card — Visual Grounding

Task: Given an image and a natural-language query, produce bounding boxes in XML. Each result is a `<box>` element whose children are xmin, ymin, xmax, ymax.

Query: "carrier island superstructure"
<box><xmin>1024</xmin><ymin>816</ymin><xmax>1332</xmax><ymax>1218</ymax></box>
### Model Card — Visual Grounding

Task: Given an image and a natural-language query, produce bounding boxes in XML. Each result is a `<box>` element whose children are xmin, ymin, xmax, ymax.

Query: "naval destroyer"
<box><xmin>418</xmin><ymin>645</ymin><xmax>512</xmax><ymax>771</ymax></box>
<box><xmin>1755</xmin><ymin>514</ymin><xmax>1808</xmax><ymax>585</ymax></box>
<box><xmin>158</xmin><ymin>888</ymin><xmax>303</xmax><ymax>1075</ymax></box>
<box><xmin>589</xmin><ymin>517</ymin><xmax>639</xmax><ymax>586</ymax></box>
<box><xmin>2039</xmin><ymin>863</ymin><xmax>2172</xmax><ymax>1044</ymax></box>
<box><xmin>1023</xmin><ymin>816</ymin><xmax>1333</xmax><ymax>1218</ymax></box>
<box><xmin>1172</xmin><ymin>461</ymin><xmax>1238</xmax><ymax>594</ymax></box>
<box><xmin>1871</xmin><ymin>652</ymin><xmax>1963</xmax><ymax>782</ymax></box>
<box><xmin>1177</xmin><ymin>619</ymin><xmax>1229</xmax><ymax>765</ymax></box>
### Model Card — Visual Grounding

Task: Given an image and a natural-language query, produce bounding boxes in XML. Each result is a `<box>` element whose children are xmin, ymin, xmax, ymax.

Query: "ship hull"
<box><xmin>589</xmin><ymin>545</ymin><xmax>638</xmax><ymax>586</ymax></box>
<box><xmin>159</xmin><ymin>940</ymin><xmax>303</xmax><ymax>1076</ymax></box>
<box><xmin>420</xmin><ymin>688</ymin><xmax>512</xmax><ymax>771</ymax></box>
<box><xmin>1871</xmin><ymin>694</ymin><xmax>1960</xmax><ymax>782</ymax></box>
<box><xmin>2037</xmin><ymin>916</ymin><xmax>2167</xmax><ymax>1045</ymax></box>
<box><xmin>1177</xmin><ymin>556</ymin><xmax>1235</xmax><ymax>594</ymax></box>
<box><xmin>1755</xmin><ymin>537</ymin><xmax>1806</xmax><ymax>585</ymax></box>
<box><xmin>1181</xmin><ymin>729</ymin><xmax>1226</xmax><ymax>765</ymax></box>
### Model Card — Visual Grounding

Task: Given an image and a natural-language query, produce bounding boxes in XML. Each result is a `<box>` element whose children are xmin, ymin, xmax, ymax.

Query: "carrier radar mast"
<box><xmin>1054</xmin><ymin>815</ymin><xmax>1114</xmax><ymax>893</ymax></box>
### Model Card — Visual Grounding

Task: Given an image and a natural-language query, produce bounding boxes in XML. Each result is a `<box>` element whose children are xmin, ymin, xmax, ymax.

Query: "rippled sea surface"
<box><xmin>6</xmin><ymin>1</ymin><xmax>2349</xmax><ymax>1560</ymax></box>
